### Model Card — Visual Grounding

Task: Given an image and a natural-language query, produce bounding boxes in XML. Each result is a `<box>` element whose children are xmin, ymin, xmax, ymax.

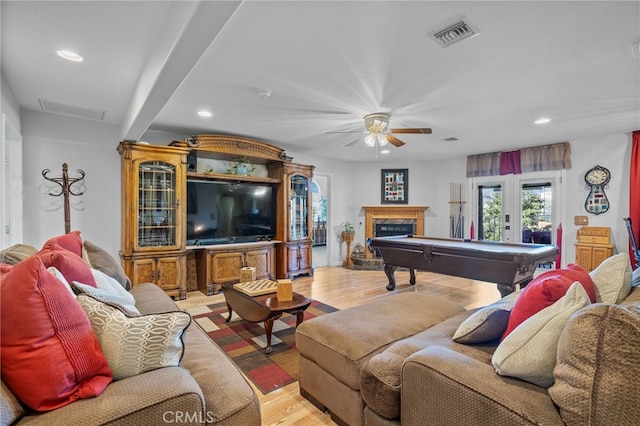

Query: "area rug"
<box><xmin>186</xmin><ymin>299</ymin><xmax>339</xmax><ymax>394</ymax></box>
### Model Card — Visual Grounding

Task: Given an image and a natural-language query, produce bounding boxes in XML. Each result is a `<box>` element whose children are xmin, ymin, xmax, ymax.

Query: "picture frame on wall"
<box><xmin>381</xmin><ymin>169</ymin><xmax>408</xmax><ymax>204</ymax></box>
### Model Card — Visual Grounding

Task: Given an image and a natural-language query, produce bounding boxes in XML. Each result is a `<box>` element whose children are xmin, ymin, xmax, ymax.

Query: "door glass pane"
<box><xmin>138</xmin><ymin>161</ymin><xmax>176</xmax><ymax>247</ymax></box>
<box><xmin>477</xmin><ymin>185</ymin><xmax>502</xmax><ymax>241</ymax></box>
<box><xmin>520</xmin><ymin>182</ymin><xmax>553</xmax><ymax>245</ymax></box>
<box><xmin>290</xmin><ymin>175</ymin><xmax>308</xmax><ymax>239</ymax></box>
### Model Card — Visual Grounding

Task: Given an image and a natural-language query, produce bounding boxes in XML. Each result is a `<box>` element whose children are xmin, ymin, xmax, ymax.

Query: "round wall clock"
<box><xmin>584</xmin><ymin>165</ymin><xmax>610</xmax><ymax>215</ymax></box>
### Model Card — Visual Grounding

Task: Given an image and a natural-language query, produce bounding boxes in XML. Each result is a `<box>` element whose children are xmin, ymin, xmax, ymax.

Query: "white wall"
<box><xmin>1</xmin><ymin>76</ymin><xmax>21</xmax><ymax>131</ymax></box>
<box><xmin>21</xmin><ymin>110</ymin><xmax>122</xmax><ymax>257</ymax></box>
<box><xmin>15</xmin><ymin>108</ymin><xmax>635</xmax><ymax>269</ymax></box>
<box><xmin>563</xmin><ymin>133</ymin><xmax>632</xmax><ymax>262</ymax></box>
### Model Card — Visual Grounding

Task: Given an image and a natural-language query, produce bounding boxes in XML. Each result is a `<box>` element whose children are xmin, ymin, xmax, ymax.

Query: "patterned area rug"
<box><xmin>186</xmin><ymin>299</ymin><xmax>339</xmax><ymax>394</ymax></box>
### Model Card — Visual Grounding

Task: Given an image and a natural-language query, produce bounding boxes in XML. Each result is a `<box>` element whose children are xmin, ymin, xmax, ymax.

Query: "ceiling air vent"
<box><xmin>39</xmin><ymin>99</ymin><xmax>105</xmax><ymax>121</ymax></box>
<box><xmin>429</xmin><ymin>18</ymin><xmax>480</xmax><ymax>48</ymax></box>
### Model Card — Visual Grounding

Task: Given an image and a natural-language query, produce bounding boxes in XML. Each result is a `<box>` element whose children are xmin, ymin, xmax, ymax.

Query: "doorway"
<box><xmin>471</xmin><ymin>171</ymin><xmax>563</xmax><ymax>251</ymax></box>
<box><xmin>311</xmin><ymin>174</ymin><xmax>330</xmax><ymax>268</ymax></box>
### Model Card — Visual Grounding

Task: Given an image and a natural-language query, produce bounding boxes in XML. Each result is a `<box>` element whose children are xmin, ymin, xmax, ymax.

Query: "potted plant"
<box><xmin>232</xmin><ymin>156</ymin><xmax>255</xmax><ymax>176</ymax></box>
<box><xmin>341</xmin><ymin>222</ymin><xmax>355</xmax><ymax>268</ymax></box>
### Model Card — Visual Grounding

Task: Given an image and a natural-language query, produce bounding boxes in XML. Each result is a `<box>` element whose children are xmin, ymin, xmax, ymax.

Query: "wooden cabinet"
<box><xmin>194</xmin><ymin>242</ymin><xmax>276</xmax><ymax>295</ymax></box>
<box><xmin>118</xmin><ymin>141</ymin><xmax>190</xmax><ymax>299</ymax></box>
<box><xmin>574</xmin><ymin>226</ymin><xmax>614</xmax><ymax>272</ymax></box>
<box><xmin>269</xmin><ymin>162</ymin><xmax>315</xmax><ymax>279</ymax></box>
<box><xmin>123</xmin><ymin>253</ymin><xmax>186</xmax><ymax>299</ymax></box>
<box><xmin>285</xmin><ymin>242</ymin><xmax>312</xmax><ymax>278</ymax></box>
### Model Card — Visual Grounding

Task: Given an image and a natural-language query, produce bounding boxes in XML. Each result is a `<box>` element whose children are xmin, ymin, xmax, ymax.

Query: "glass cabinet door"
<box><xmin>138</xmin><ymin>161</ymin><xmax>177</xmax><ymax>247</ymax></box>
<box><xmin>290</xmin><ymin>174</ymin><xmax>309</xmax><ymax>240</ymax></box>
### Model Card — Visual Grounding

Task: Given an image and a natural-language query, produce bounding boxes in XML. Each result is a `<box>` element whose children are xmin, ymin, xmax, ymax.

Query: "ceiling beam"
<box><xmin>120</xmin><ymin>0</ymin><xmax>242</xmax><ymax>141</ymax></box>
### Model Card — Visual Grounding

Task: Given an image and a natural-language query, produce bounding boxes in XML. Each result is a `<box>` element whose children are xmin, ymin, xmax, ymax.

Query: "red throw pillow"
<box><xmin>42</xmin><ymin>230</ymin><xmax>84</xmax><ymax>257</ymax></box>
<box><xmin>37</xmin><ymin>242</ymin><xmax>97</xmax><ymax>287</ymax></box>
<box><xmin>0</xmin><ymin>256</ymin><xmax>112</xmax><ymax>411</ymax></box>
<box><xmin>501</xmin><ymin>264</ymin><xmax>595</xmax><ymax>340</ymax></box>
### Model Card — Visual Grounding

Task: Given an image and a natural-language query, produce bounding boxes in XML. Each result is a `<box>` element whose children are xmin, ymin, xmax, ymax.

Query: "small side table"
<box><xmin>221</xmin><ymin>282</ymin><xmax>312</xmax><ymax>354</ymax></box>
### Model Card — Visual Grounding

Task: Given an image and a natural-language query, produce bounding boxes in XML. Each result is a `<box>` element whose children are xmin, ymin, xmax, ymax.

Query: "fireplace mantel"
<box><xmin>363</xmin><ymin>206</ymin><xmax>429</xmax><ymax>258</ymax></box>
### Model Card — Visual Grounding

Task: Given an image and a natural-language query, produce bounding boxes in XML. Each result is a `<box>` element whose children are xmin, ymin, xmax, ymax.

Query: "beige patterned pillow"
<box><xmin>589</xmin><ymin>252</ymin><xmax>632</xmax><ymax>303</ymax></box>
<box><xmin>492</xmin><ymin>282</ymin><xmax>590</xmax><ymax>387</ymax></box>
<box><xmin>76</xmin><ymin>294</ymin><xmax>191</xmax><ymax>380</ymax></box>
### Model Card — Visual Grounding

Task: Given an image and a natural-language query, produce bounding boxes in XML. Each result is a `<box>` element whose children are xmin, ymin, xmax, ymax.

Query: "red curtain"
<box><xmin>630</xmin><ymin>131</ymin><xmax>640</xmax><ymax>269</ymax></box>
<box><xmin>499</xmin><ymin>150</ymin><xmax>522</xmax><ymax>175</ymax></box>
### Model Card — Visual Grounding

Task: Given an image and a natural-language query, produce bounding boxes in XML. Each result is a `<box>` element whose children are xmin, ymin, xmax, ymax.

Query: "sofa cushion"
<box><xmin>43</xmin><ymin>230</ymin><xmax>83</xmax><ymax>257</ymax></box>
<box><xmin>0</xmin><ymin>243</ymin><xmax>37</xmax><ymax>265</ymax></box>
<box><xmin>296</xmin><ymin>293</ymin><xmax>466</xmax><ymax>392</ymax></box>
<box><xmin>502</xmin><ymin>264</ymin><xmax>595</xmax><ymax>339</ymax></box>
<box><xmin>37</xmin><ymin>243</ymin><xmax>97</xmax><ymax>287</ymax></box>
<box><xmin>90</xmin><ymin>268</ymin><xmax>136</xmax><ymax>306</ymax></box>
<box><xmin>1</xmin><ymin>381</ymin><xmax>26</xmax><ymax>426</ymax></box>
<box><xmin>492</xmin><ymin>282</ymin><xmax>590</xmax><ymax>388</ymax></box>
<box><xmin>453</xmin><ymin>290</ymin><xmax>520</xmax><ymax>344</ymax></box>
<box><xmin>549</xmin><ymin>302</ymin><xmax>640</xmax><ymax>425</ymax></box>
<box><xmin>77</xmin><ymin>294</ymin><xmax>191</xmax><ymax>380</ymax></box>
<box><xmin>0</xmin><ymin>256</ymin><xmax>112</xmax><ymax>411</ymax></box>
<box><xmin>83</xmin><ymin>240</ymin><xmax>132</xmax><ymax>290</ymax></box>
<box><xmin>589</xmin><ymin>252</ymin><xmax>632</xmax><ymax>303</ymax></box>
<box><xmin>361</xmin><ymin>310</ymin><xmax>496</xmax><ymax>420</ymax></box>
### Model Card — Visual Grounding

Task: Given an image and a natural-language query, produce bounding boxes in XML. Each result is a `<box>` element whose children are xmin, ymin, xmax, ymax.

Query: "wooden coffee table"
<box><xmin>221</xmin><ymin>282</ymin><xmax>312</xmax><ymax>354</ymax></box>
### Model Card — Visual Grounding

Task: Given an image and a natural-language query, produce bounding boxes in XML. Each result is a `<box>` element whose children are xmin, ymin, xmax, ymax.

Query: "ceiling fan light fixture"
<box><xmin>364</xmin><ymin>133</ymin><xmax>376</xmax><ymax>147</ymax></box>
<box><xmin>376</xmin><ymin>133</ymin><xmax>388</xmax><ymax>147</ymax></box>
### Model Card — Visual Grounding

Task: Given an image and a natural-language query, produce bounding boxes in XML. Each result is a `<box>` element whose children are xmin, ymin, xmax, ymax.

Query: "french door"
<box><xmin>471</xmin><ymin>171</ymin><xmax>563</xmax><ymax>246</ymax></box>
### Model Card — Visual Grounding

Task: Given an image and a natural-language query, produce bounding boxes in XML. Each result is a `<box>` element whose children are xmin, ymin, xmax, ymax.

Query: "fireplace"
<box><xmin>362</xmin><ymin>206</ymin><xmax>429</xmax><ymax>259</ymax></box>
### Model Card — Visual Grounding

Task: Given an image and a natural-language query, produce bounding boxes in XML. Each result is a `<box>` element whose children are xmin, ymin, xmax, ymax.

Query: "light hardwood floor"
<box><xmin>176</xmin><ymin>266</ymin><xmax>503</xmax><ymax>426</ymax></box>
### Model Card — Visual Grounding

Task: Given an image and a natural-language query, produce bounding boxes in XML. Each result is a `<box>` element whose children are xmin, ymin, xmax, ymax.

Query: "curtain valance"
<box><xmin>466</xmin><ymin>142</ymin><xmax>571</xmax><ymax>177</ymax></box>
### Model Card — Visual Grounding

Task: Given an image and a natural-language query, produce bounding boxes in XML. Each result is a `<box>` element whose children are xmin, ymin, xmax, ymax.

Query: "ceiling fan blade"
<box><xmin>345</xmin><ymin>136</ymin><xmax>364</xmax><ymax>147</ymax></box>
<box><xmin>390</xmin><ymin>128</ymin><xmax>432</xmax><ymax>134</ymax></box>
<box><xmin>386</xmin><ymin>134</ymin><xmax>406</xmax><ymax>147</ymax></box>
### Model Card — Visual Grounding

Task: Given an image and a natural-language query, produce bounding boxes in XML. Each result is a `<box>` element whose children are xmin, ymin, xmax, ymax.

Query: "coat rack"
<box><xmin>42</xmin><ymin>163</ymin><xmax>85</xmax><ymax>234</ymax></box>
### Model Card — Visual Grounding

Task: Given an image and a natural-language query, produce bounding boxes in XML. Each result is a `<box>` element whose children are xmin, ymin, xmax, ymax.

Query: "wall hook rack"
<box><xmin>42</xmin><ymin>163</ymin><xmax>85</xmax><ymax>234</ymax></box>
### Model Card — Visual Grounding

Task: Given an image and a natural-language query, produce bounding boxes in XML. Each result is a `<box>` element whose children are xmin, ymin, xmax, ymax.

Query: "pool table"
<box><xmin>369</xmin><ymin>235</ymin><xmax>558</xmax><ymax>296</ymax></box>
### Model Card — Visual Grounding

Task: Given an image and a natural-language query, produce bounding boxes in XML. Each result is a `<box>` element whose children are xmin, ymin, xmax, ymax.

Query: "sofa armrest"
<box><xmin>401</xmin><ymin>346</ymin><xmax>564</xmax><ymax>426</ymax></box>
<box><xmin>17</xmin><ymin>367</ymin><xmax>205</xmax><ymax>425</ymax></box>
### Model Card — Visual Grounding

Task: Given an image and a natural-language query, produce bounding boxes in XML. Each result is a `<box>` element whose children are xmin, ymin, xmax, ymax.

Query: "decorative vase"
<box><xmin>342</xmin><ymin>231</ymin><xmax>355</xmax><ymax>268</ymax></box>
<box><xmin>234</xmin><ymin>165</ymin><xmax>248</xmax><ymax>175</ymax></box>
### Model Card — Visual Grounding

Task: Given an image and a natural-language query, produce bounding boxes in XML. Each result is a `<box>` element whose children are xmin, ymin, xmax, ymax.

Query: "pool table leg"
<box><xmin>384</xmin><ymin>264</ymin><xmax>397</xmax><ymax>291</ymax></box>
<box><xmin>497</xmin><ymin>284</ymin><xmax>516</xmax><ymax>298</ymax></box>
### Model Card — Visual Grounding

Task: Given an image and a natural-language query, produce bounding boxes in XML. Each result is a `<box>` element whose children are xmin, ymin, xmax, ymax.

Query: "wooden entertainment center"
<box><xmin>118</xmin><ymin>135</ymin><xmax>314</xmax><ymax>299</ymax></box>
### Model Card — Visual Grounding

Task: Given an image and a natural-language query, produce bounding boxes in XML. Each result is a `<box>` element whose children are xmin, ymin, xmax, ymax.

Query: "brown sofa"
<box><xmin>296</xmin><ymin>255</ymin><xmax>640</xmax><ymax>425</ymax></box>
<box><xmin>1</xmin><ymin>242</ymin><xmax>261</xmax><ymax>425</ymax></box>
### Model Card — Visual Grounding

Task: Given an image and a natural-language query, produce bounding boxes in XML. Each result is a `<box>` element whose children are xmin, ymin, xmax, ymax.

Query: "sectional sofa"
<box><xmin>297</xmin><ymin>253</ymin><xmax>640</xmax><ymax>425</ymax></box>
<box><xmin>0</xmin><ymin>233</ymin><xmax>260</xmax><ymax>425</ymax></box>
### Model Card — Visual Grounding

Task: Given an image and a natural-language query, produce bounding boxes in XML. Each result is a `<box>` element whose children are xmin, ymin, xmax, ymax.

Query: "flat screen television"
<box><xmin>186</xmin><ymin>179</ymin><xmax>276</xmax><ymax>245</ymax></box>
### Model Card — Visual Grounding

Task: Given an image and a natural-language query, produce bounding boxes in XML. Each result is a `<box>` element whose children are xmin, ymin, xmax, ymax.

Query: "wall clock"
<box><xmin>584</xmin><ymin>165</ymin><xmax>610</xmax><ymax>215</ymax></box>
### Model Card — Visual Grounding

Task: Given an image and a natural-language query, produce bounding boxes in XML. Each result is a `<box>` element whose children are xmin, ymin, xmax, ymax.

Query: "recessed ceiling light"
<box><xmin>258</xmin><ymin>90</ymin><xmax>272</xmax><ymax>100</ymax></box>
<box><xmin>56</xmin><ymin>50</ymin><xmax>83</xmax><ymax>62</ymax></box>
<box><xmin>534</xmin><ymin>117</ymin><xmax>551</xmax><ymax>125</ymax></box>
<box><xmin>197</xmin><ymin>110</ymin><xmax>212</xmax><ymax>118</ymax></box>
<box><xmin>380</xmin><ymin>149</ymin><xmax>390</xmax><ymax>154</ymax></box>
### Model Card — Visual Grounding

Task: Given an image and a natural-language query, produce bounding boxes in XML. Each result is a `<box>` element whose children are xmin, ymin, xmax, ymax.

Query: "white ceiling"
<box><xmin>2</xmin><ymin>1</ymin><xmax>639</xmax><ymax>162</ymax></box>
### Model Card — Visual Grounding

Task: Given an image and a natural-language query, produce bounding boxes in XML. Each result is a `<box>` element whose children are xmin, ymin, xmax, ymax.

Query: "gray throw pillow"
<box><xmin>82</xmin><ymin>240</ymin><xmax>132</xmax><ymax>290</ymax></box>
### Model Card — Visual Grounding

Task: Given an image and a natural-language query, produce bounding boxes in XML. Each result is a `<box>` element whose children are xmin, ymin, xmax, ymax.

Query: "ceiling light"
<box><xmin>197</xmin><ymin>110</ymin><xmax>212</xmax><ymax>118</ymax></box>
<box><xmin>258</xmin><ymin>90</ymin><xmax>271</xmax><ymax>100</ymax></box>
<box><xmin>364</xmin><ymin>133</ymin><xmax>376</xmax><ymax>147</ymax></box>
<box><xmin>56</xmin><ymin>50</ymin><xmax>83</xmax><ymax>62</ymax></box>
<box><xmin>380</xmin><ymin>149</ymin><xmax>390</xmax><ymax>154</ymax></box>
<box><xmin>376</xmin><ymin>133</ymin><xmax>388</xmax><ymax>147</ymax></box>
<box><xmin>534</xmin><ymin>117</ymin><xmax>551</xmax><ymax>125</ymax></box>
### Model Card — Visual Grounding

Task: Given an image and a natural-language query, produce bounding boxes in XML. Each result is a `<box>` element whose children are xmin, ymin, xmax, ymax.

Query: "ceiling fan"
<box><xmin>329</xmin><ymin>113</ymin><xmax>432</xmax><ymax>148</ymax></box>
